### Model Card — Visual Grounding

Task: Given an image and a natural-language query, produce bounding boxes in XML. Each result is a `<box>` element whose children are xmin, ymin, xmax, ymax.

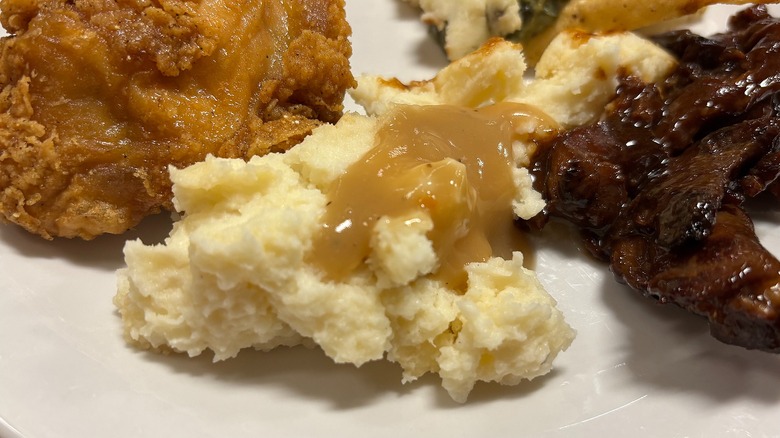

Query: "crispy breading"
<box><xmin>523</xmin><ymin>0</ymin><xmax>778</xmax><ymax>62</ymax></box>
<box><xmin>0</xmin><ymin>0</ymin><xmax>354</xmax><ymax>239</ymax></box>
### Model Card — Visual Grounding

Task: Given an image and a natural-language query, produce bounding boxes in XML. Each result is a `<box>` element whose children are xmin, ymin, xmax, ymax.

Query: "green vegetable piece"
<box><xmin>511</xmin><ymin>0</ymin><xmax>570</xmax><ymax>43</ymax></box>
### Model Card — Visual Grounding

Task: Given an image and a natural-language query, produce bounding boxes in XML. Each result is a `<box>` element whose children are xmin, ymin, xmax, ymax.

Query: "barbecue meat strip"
<box><xmin>0</xmin><ymin>0</ymin><xmax>354</xmax><ymax>239</ymax></box>
<box><xmin>638</xmin><ymin>205</ymin><xmax>780</xmax><ymax>351</ymax></box>
<box><xmin>525</xmin><ymin>5</ymin><xmax>780</xmax><ymax>352</ymax></box>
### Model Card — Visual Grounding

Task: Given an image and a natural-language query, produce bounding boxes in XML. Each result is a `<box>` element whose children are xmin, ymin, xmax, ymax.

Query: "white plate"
<box><xmin>2</xmin><ymin>2</ymin><xmax>780</xmax><ymax>437</ymax></box>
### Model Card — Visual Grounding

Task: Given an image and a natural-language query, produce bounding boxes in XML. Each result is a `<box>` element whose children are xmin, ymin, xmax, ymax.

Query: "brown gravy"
<box><xmin>309</xmin><ymin>103</ymin><xmax>556</xmax><ymax>289</ymax></box>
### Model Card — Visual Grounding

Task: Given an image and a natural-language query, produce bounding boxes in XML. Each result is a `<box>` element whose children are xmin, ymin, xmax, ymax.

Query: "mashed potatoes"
<box><xmin>114</xmin><ymin>112</ymin><xmax>572</xmax><ymax>403</ymax></box>
<box><xmin>114</xmin><ymin>30</ymin><xmax>675</xmax><ymax>402</ymax></box>
<box><xmin>402</xmin><ymin>0</ymin><xmax>523</xmax><ymax>60</ymax></box>
<box><xmin>352</xmin><ymin>32</ymin><xmax>676</xmax><ymax>126</ymax></box>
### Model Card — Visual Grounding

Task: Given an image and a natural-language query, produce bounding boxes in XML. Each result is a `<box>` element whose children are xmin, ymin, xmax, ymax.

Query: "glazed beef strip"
<box><xmin>525</xmin><ymin>5</ymin><xmax>780</xmax><ymax>352</ymax></box>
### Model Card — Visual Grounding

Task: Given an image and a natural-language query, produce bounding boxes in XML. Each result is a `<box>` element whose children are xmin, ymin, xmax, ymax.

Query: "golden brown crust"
<box><xmin>524</xmin><ymin>0</ymin><xmax>774</xmax><ymax>63</ymax></box>
<box><xmin>0</xmin><ymin>0</ymin><xmax>354</xmax><ymax>239</ymax></box>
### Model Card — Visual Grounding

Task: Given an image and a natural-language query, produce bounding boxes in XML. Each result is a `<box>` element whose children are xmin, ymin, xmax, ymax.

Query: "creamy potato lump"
<box><xmin>352</xmin><ymin>33</ymin><xmax>677</xmax><ymax>127</ymax></box>
<box><xmin>114</xmin><ymin>30</ymin><xmax>675</xmax><ymax>402</ymax></box>
<box><xmin>402</xmin><ymin>0</ymin><xmax>523</xmax><ymax>60</ymax></box>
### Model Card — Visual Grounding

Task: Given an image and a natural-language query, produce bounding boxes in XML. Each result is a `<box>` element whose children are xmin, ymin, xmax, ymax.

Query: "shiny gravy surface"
<box><xmin>310</xmin><ymin>103</ymin><xmax>556</xmax><ymax>289</ymax></box>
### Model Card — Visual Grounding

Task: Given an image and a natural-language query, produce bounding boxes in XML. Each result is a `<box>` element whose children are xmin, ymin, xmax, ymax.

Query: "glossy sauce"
<box><xmin>524</xmin><ymin>6</ymin><xmax>780</xmax><ymax>352</ymax></box>
<box><xmin>309</xmin><ymin>103</ymin><xmax>557</xmax><ymax>290</ymax></box>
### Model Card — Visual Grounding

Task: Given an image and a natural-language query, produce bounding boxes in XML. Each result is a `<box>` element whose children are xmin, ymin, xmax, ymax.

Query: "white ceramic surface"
<box><xmin>1</xmin><ymin>2</ymin><xmax>780</xmax><ymax>437</ymax></box>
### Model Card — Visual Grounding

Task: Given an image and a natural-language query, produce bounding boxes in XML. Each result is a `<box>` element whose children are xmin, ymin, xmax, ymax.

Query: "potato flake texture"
<box><xmin>115</xmin><ymin>114</ymin><xmax>574</xmax><ymax>402</ymax></box>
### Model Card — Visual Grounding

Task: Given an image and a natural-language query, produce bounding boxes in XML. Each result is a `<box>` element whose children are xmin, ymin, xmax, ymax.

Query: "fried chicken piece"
<box><xmin>0</xmin><ymin>0</ymin><xmax>354</xmax><ymax>239</ymax></box>
<box><xmin>521</xmin><ymin>0</ymin><xmax>775</xmax><ymax>62</ymax></box>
